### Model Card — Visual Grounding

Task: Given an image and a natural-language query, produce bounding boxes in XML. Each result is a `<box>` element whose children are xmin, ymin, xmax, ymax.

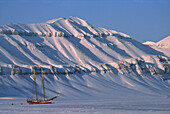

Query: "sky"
<box><xmin>0</xmin><ymin>0</ymin><xmax>169</xmax><ymax>43</ymax></box>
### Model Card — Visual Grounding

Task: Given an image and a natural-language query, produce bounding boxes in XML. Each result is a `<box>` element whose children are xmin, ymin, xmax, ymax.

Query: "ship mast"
<box><xmin>41</xmin><ymin>69</ymin><xmax>46</xmax><ymax>100</ymax></box>
<box><xmin>33</xmin><ymin>68</ymin><xmax>38</xmax><ymax>100</ymax></box>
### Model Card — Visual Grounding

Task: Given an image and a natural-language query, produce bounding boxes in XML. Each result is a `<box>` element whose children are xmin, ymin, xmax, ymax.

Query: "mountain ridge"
<box><xmin>0</xmin><ymin>16</ymin><xmax>131</xmax><ymax>39</ymax></box>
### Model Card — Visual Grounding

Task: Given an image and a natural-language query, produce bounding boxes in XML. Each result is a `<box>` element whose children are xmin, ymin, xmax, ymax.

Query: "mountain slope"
<box><xmin>0</xmin><ymin>17</ymin><xmax>169</xmax><ymax>100</ymax></box>
<box><xmin>0</xmin><ymin>34</ymin><xmax>166</xmax><ymax>66</ymax></box>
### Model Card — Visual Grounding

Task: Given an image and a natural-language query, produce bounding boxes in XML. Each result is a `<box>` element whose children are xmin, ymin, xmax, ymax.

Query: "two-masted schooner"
<box><xmin>27</xmin><ymin>68</ymin><xmax>60</xmax><ymax>104</ymax></box>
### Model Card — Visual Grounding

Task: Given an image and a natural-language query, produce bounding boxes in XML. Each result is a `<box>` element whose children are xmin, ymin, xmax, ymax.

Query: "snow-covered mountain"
<box><xmin>157</xmin><ymin>36</ymin><xmax>170</xmax><ymax>47</ymax></box>
<box><xmin>143</xmin><ymin>36</ymin><xmax>170</xmax><ymax>47</ymax></box>
<box><xmin>143</xmin><ymin>41</ymin><xmax>156</xmax><ymax>45</ymax></box>
<box><xmin>143</xmin><ymin>36</ymin><xmax>170</xmax><ymax>56</ymax></box>
<box><xmin>0</xmin><ymin>16</ymin><xmax>130</xmax><ymax>39</ymax></box>
<box><xmin>0</xmin><ymin>17</ymin><xmax>169</xmax><ymax>100</ymax></box>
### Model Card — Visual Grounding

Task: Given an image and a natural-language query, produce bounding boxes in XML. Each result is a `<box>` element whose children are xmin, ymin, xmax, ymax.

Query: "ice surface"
<box><xmin>0</xmin><ymin>98</ymin><xmax>170</xmax><ymax>114</ymax></box>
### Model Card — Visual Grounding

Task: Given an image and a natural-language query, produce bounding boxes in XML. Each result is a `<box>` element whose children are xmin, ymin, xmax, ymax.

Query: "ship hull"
<box><xmin>27</xmin><ymin>100</ymin><xmax>52</xmax><ymax>104</ymax></box>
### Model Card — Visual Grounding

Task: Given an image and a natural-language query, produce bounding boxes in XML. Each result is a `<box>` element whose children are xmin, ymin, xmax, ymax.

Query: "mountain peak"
<box><xmin>143</xmin><ymin>41</ymin><xmax>156</xmax><ymax>45</ymax></box>
<box><xmin>46</xmin><ymin>16</ymin><xmax>81</xmax><ymax>23</ymax></box>
<box><xmin>157</xmin><ymin>36</ymin><xmax>170</xmax><ymax>46</ymax></box>
<box><xmin>143</xmin><ymin>36</ymin><xmax>170</xmax><ymax>47</ymax></box>
<box><xmin>0</xmin><ymin>16</ymin><xmax>131</xmax><ymax>38</ymax></box>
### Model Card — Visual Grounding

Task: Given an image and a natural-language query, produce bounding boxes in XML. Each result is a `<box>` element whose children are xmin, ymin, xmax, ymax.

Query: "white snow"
<box><xmin>143</xmin><ymin>41</ymin><xmax>156</xmax><ymax>45</ymax></box>
<box><xmin>0</xmin><ymin>17</ymin><xmax>170</xmax><ymax>113</ymax></box>
<box><xmin>0</xmin><ymin>98</ymin><xmax>170</xmax><ymax>114</ymax></box>
<box><xmin>143</xmin><ymin>36</ymin><xmax>170</xmax><ymax>47</ymax></box>
<box><xmin>0</xmin><ymin>16</ymin><xmax>132</xmax><ymax>38</ymax></box>
<box><xmin>143</xmin><ymin>36</ymin><xmax>170</xmax><ymax>56</ymax></box>
<box><xmin>156</xmin><ymin>36</ymin><xmax>170</xmax><ymax>47</ymax></box>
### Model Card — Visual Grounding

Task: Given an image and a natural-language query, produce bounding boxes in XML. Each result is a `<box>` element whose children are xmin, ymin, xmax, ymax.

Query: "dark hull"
<box><xmin>27</xmin><ymin>95</ymin><xmax>60</xmax><ymax>104</ymax></box>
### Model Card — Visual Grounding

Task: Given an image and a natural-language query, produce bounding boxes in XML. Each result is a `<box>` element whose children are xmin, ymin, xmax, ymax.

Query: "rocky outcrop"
<box><xmin>0</xmin><ymin>55</ymin><xmax>169</xmax><ymax>80</ymax></box>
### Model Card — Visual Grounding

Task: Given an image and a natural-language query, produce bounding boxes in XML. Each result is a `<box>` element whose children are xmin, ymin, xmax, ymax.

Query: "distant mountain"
<box><xmin>157</xmin><ymin>36</ymin><xmax>170</xmax><ymax>47</ymax></box>
<box><xmin>0</xmin><ymin>17</ymin><xmax>169</xmax><ymax>99</ymax></box>
<box><xmin>143</xmin><ymin>41</ymin><xmax>156</xmax><ymax>45</ymax></box>
<box><xmin>143</xmin><ymin>36</ymin><xmax>170</xmax><ymax>56</ymax></box>
<box><xmin>143</xmin><ymin>36</ymin><xmax>170</xmax><ymax>47</ymax></box>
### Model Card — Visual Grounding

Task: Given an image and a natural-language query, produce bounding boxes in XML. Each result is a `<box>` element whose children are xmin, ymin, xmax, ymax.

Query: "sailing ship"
<box><xmin>27</xmin><ymin>68</ymin><xmax>60</xmax><ymax>104</ymax></box>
